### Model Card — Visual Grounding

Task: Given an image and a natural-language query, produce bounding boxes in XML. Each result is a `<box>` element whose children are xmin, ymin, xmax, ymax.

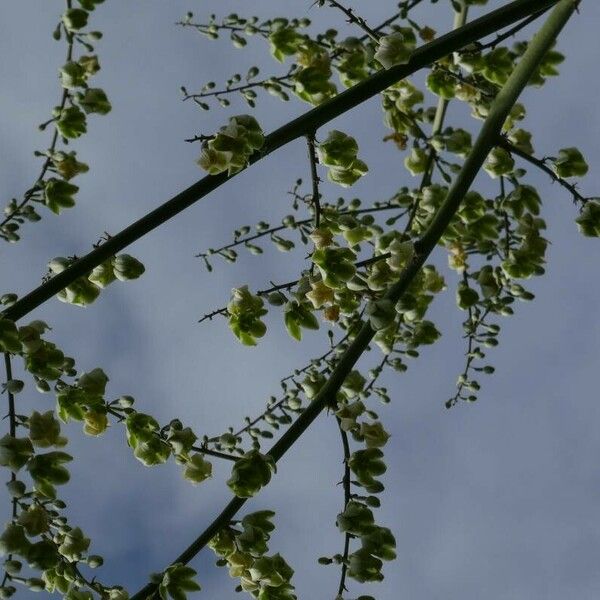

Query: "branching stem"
<box><xmin>0</xmin><ymin>10</ymin><xmax>75</xmax><ymax>233</ymax></box>
<box><xmin>130</xmin><ymin>4</ymin><xmax>576</xmax><ymax>597</ymax></box>
<box><xmin>335</xmin><ymin>417</ymin><xmax>352</xmax><ymax>597</ymax></box>
<box><xmin>3</xmin><ymin>0</ymin><xmax>559</xmax><ymax>324</ymax></box>
<box><xmin>498</xmin><ymin>136</ymin><xmax>590</xmax><ymax>205</ymax></box>
<box><xmin>322</xmin><ymin>0</ymin><xmax>380</xmax><ymax>42</ymax></box>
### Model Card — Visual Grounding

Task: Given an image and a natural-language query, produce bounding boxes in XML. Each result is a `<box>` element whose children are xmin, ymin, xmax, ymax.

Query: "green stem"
<box><xmin>409</xmin><ymin>0</ymin><xmax>469</xmax><ymax>228</ymax></box>
<box><xmin>3</xmin><ymin>0</ymin><xmax>560</xmax><ymax>324</ymax></box>
<box><xmin>431</xmin><ymin>1</ymin><xmax>469</xmax><ymax>136</ymax></box>
<box><xmin>130</xmin><ymin>2</ymin><xmax>577</xmax><ymax>598</ymax></box>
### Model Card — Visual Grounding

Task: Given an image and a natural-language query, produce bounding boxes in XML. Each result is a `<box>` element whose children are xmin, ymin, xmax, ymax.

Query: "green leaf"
<box><xmin>0</xmin><ymin>524</ymin><xmax>30</xmax><ymax>556</ymax></box>
<box><xmin>312</xmin><ymin>247</ymin><xmax>356</xmax><ymax>289</ymax></box>
<box><xmin>227</xmin><ymin>450</ymin><xmax>276</xmax><ymax>498</ymax></box>
<box><xmin>427</xmin><ymin>69</ymin><xmax>456</xmax><ymax>99</ymax></box>
<box><xmin>268</xmin><ymin>27</ymin><xmax>304</xmax><ymax>62</ymax></box>
<box><xmin>83</xmin><ymin>410</ymin><xmax>109</xmax><ymax>436</ymax></box>
<box><xmin>359</xmin><ymin>422</ymin><xmax>390</xmax><ymax>449</ymax></box>
<box><xmin>89</xmin><ymin>260</ymin><xmax>117</xmax><ymax>288</ymax></box>
<box><xmin>78</xmin><ymin>367</ymin><xmax>108</xmax><ymax>396</ymax></box>
<box><xmin>484</xmin><ymin>147</ymin><xmax>515</xmax><ymax>178</ymax></box>
<box><xmin>0</xmin><ymin>318</ymin><xmax>21</xmax><ymax>353</ymax></box>
<box><xmin>27</xmin><ymin>451</ymin><xmax>73</xmax><ymax>491</ymax></box>
<box><xmin>113</xmin><ymin>254</ymin><xmax>145</xmax><ymax>281</ymax></box>
<box><xmin>337</xmin><ymin>501</ymin><xmax>375</xmax><ymax>535</ymax></box>
<box><xmin>158</xmin><ymin>564</ymin><xmax>201</xmax><ymax>600</ymax></box>
<box><xmin>78</xmin><ymin>88</ymin><xmax>112</xmax><ymax>114</ymax></box>
<box><xmin>456</xmin><ymin>282</ymin><xmax>479</xmax><ymax>310</ymax></box>
<box><xmin>60</xmin><ymin>61</ymin><xmax>87</xmax><ymax>89</ymax></box>
<box><xmin>62</xmin><ymin>8</ymin><xmax>89</xmax><ymax>31</ymax></box>
<box><xmin>58</xmin><ymin>527</ymin><xmax>90</xmax><ymax>561</ymax></box>
<box><xmin>375</xmin><ymin>29</ymin><xmax>417</xmax><ymax>69</ymax></box>
<box><xmin>17</xmin><ymin>505</ymin><xmax>49</xmax><ymax>536</ymax></box>
<box><xmin>56</xmin><ymin>106</ymin><xmax>87</xmax><ymax>139</ymax></box>
<box><xmin>360</xmin><ymin>525</ymin><xmax>397</xmax><ymax>561</ymax></box>
<box><xmin>183</xmin><ymin>454</ymin><xmax>213</xmax><ymax>484</ymax></box>
<box><xmin>248</xmin><ymin>553</ymin><xmax>294</xmax><ymax>588</ymax></box>
<box><xmin>44</xmin><ymin>178</ymin><xmax>79</xmax><ymax>214</ymax></box>
<box><xmin>28</xmin><ymin>410</ymin><xmax>63</xmax><ymax>448</ymax></box>
<box><xmin>576</xmin><ymin>200</ymin><xmax>600</xmax><ymax>237</ymax></box>
<box><xmin>347</xmin><ymin>548</ymin><xmax>383</xmax><ymax>583</ymax></box>
<box><xmin>227</xmin><ymin>286</ymin><xmax>268</xmax><ymax>346</ymax></box>
<box><xmin>283</xmin><ymin>301</ymin><xmax>319</xmax><ymax>341</ymax></box>
<box><xmin>552</xmin><ymin>147</ymin><xmax>588</xmax><ymax>178</ymax></box>
<box><xmin>0</xmin><ymin>435</ymin><xmax>34</xmax><ymax>471</ymax></box>
<box><xmin>317</xmin><ymin>130</ymin><xmax>359</xmax><ymax>169</ymax></box>
<box><xmin>49</xmin><ymin>151</ymin><xmax>89</xmax><ymax>180</ymax></box>
<box><xmin>27</xmin><ymin>540</ymin><xmax>60</xmax><ymax>571</ymax></box>
<box><xmin>78</xmin><ymin>0</ymin><xmax>105</xmax><ymax>10</ymax></box>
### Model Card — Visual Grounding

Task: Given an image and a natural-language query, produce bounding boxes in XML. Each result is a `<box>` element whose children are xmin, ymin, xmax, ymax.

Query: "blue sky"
<box><xmin>1</xmin><ymin>1</ymin><xmax>600</xmax><ymax>599</ymax></box>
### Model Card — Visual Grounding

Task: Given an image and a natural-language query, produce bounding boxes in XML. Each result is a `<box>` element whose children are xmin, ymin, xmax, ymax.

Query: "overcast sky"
<box><xmin>1</xmin><ymin>1</ymin><xmax>600</xmax><ymax>599</ymax></box>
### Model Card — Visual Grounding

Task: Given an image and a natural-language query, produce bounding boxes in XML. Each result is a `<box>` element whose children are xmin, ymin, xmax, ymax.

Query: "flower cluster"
<box><xmin>227</xmin><ymin>286</ymin><xmax>268</xmax><ymax>346</ymax></box>
<box><xmin>198</xmin><ymin>115</ymin><xmax>265</xmax><ymax>175</ymax></box>
<box><xmin>47</xmin><ymin>253</ymin><xmax>145</xmax><ymax>307</ymax></box>
<box><xmin>208</xmin><ymin>511</ymin><xmax>296</xmax><ymax>599</ymax></box>
<box><xmin>1</xmin><ymin>0</ymin><xmax>110</xmax><ymax>242</ymax></box>
<box><xmin>317</xmin><ymin>130</ymin><xmax>369</xmax><ymax>188</ymax></box>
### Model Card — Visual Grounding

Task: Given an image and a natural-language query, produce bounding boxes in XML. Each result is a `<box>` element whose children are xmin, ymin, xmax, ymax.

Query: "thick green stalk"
<box><xmin>432</xmin><ymin>1</ymin><xmax>469</xmax><ymax>135</ymax></box>
<box><xmin>130</xmin><ymin>2</ymin><xmax>577</xmax><ymax>598</ymax></box>
<box><xmin>418</xmin><ymin>0</ymin><xmax>469</xmax><ymax>192</ymax></box>
<box><xmin>3</xmin><ymin>0</ymin><xmax>559</xmax><ymax>323</ymax></box>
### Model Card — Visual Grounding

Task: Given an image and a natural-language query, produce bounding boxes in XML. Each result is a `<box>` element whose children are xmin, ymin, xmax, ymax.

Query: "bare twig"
<box><xmin>306</xmin><ymin>135</ymin><xmax>322</xmax><ymax>229</ymax></box>
<box><xmin>319</xmin><ymin>0</ymin><xmax>380</xmax><ymax>42</ymax></box>
<box><xmin>335</xmin><ymin>417</ymin><xmax>352</xmax><ymax>597</ymax></box>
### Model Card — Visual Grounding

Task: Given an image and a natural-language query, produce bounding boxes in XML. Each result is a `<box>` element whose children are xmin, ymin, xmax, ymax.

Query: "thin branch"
<box><xmin>320</xmin><ymin>0</ymin><xmax>380</xmax><ymax>42</ymax></box>
<box><xmin>183</xmin><ymin>134</ymin><xmax>214</xmax><ymax>144</ymax></box>
<box><xmin>335</xmin><ymin>417</ymin><xmax>352</xmax><ymax>597</ymax></box>
<box><xmin>472</xmin><ymin>7</ymin><xmax>552</xmax><ymax>52</ymax></box>
<box><xmin>198</xmin><ymin>307</ymin><xmax>228</xmax><ymax>324</ymax></box>
<box><xmin>198</xmin><ymin>252</ymin><xmax>394</xmax><ymax>324</ymax></box>
<box><xmin>191</xmin><ymin>445</ymin><xmax>239</xmax><ymax>462</ymax></box>
<box><xmin>175</xmin><ymin>20</ymin><xmax>271</xmax><ymax>39</ymax></box>
<box><xmin>182</xmin><ymin>69</ymin><xmax>295</xmax><ymax>103</ymax></box>
<box><xmin>3</xmin><ymin>354</ymin><xmax>16</xmax><ymax>438</ymax></box>
<box><xmin>1</xmin><ymin>19</ymin><xmax>75</xmax><ymax>233</ymax></box>
<box><xmin>364</xmin><ymin>353</ymin><xmax>391</xmax><ymax>395</ymax></box>
<box><xmin>281</xmin><ymin>329</ymin><xmax>352</xmax><ymax>386</ymax></box>
<box><xmin>254</xmin><ymin>254</ymin><xmax>391</xmax><ymax>296</ymax></box>
<box><xmin>435</xmin><ymin>64</ymin><xmax>496</xmax><ymax>98</ymax></box>
<box><xmin>306</xmin><ymin>135</ymin><xmax>322</xmax><ymax>229</ymax></box>
<box><xmin>498</xmin><ymin>137</ymin><xmax>590</xmax><ymax>206</ymax></box>
<box><xmin>216</xmin><ymin>334</ymin><xmax>349</xmax><ymax>443</ymax></box>
<box><xmin>1</xmin><ymin>353</ymin><xmax>18</xmax><ymax>589</ymax></box>
<box><xmin>500</xmin><ymin>176</ymin><xmax>512</xmax><ymax>258</ymax></box>
<box><xmin>445</xmin><ymin>273</ymin><xmax>495</xmax><ymax>409</ymax></box>
<box><xmin>185</xmin><ymin>0</ymin><xmax>424</xmax><ymax>106</ymax></box>
<box><xmin>328</xmin><ymin>0</ymin><xmax>424</xmax><ymax>62</ymax></box>
<box><xmin>196</xmin><ymin>202</ymin><xmax>406</xmax><ymax>261</ymax></box>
